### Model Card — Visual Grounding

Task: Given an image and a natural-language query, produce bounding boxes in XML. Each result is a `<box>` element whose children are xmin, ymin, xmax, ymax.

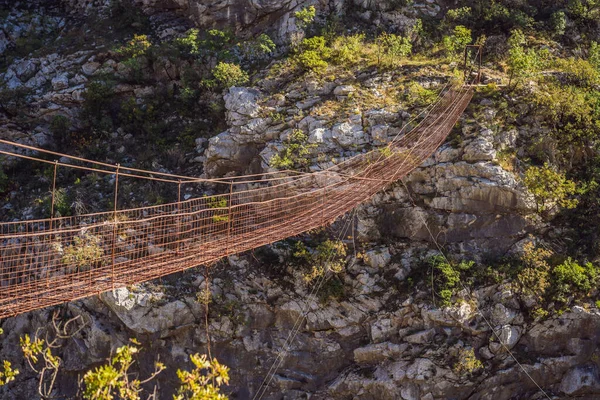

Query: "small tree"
<box><xmin>507</xmin><ymin>29</ymin><xmax>539</xmax><ymax>88</ymax></box>
<box><xmin>173</xmin><ymin>354</ymin><xmax>230</xmax><ymax>400</ymax></box>
<box><xmin>294</xmin><ymin>6</ymin><xmax>316</xmax><ymax>30</ymax></box>
<box><xmin>523</xmin><ymin>164</ymin><xmax>578</xmax><ymax>214</ymax></box>
<box><xmin>211</xmin><ymin>62</ymin><xmax>249</xmax><ymax>88</ymax></box>
<box><xmin>0</xmin><ymin>328</ymin><xmax>19</xmax><ymax>387</ymax></box>
<box><xmin>83</xmin><ymin>343</ymin><xmax>165</xmax><ymax>400</ymax></box>
<box><xmin>590</xmin><ymin>41</ymin><xmax>600</xmax><ymax>70</ymax></box>
<box><xmin>550</xmin><ymin>11</ymin><xmax>567</xmax><ymax>36</ymax></box>
<box><xmin>442</xmin><ymin>25</ymin><xmax>472</xmax><ymax>55</ymax></box>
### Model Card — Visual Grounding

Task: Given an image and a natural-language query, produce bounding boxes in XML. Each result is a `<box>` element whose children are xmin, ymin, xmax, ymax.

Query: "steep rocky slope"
<box><xmin>1</xmin><ymin>0</ymin><xmax>600</xmax><ymax>399</ymax></box>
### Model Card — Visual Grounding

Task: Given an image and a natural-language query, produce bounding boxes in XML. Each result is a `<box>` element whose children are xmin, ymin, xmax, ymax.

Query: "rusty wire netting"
<box><xmin>0</xmin><ymin>84</ymin><xmax>474</xmax><ymax>319</ymax></box>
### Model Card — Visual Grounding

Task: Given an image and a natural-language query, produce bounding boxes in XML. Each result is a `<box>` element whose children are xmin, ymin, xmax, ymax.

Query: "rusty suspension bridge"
<box><xmin>0</xmin><ymin>81</ymin><xmax>474</xmax><ymax>319</ymax></box>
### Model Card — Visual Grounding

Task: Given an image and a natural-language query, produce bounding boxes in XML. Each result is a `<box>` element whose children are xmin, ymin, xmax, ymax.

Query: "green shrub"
<box><xmin>174</xmin><ymin>354</ymin><xmax>229</xmax><ymax>400</ymax></box>
<box><xmin>406</xmin><ymin>82</ymin><xmax>437</xmax><ymax>107</ymax></box>
<box><xmin>50</xmin><ymin>115</ymin><xmax>71</xmax><ymax>147</ymax></box>
<box><xmin>61</xmin><ymin>233</ymin><xmax>104</xmax><ymax>272</ymax></box>
<box><xmin>206</xmin><ymin>195</ymin><xmax>229</xmax><ymax>223</ymax></box>
<box><xmin>590</xmin><ymin>41</ymin><xmax>600</xmax><ymax>70</ymax></box>
<box><xmin>270</xmin><ymin>129</ymin><xmax>316</xmax><ymax>171</ymax></box>
<box><xmin>550</xmin><ymin>11</ymin><xmax>567</xmax><ymax>36</ymax></box>
<box><xmin>523</xmin><ymin>164</ymin><xmax>578</xmax><ymax>214</ymax></box>
<box><xmin>331</xmin><ymin>34</ymin><xmax>366</xmax><ymax>66</ymax></box>
<box><xmin>83</xmin><ymin>344</ymin><xmax>166</xmax><ymax>400</ymax></box>
<box><xmin>453</xmin><ymin>348</ymin><xmax>483</xmax><ymax>376</ymax></box>
<box><xmin>376</xmin><ymin>32</ymin><xmax>412</xmax><ymax>67</ymax></box>
<box><xmin>442</xmin><ymin>25</ymin><xmax>472</xmax><ymax>55</ymax></box>
<box><xmin>429</xmin><ymin>256</ymin><xmax>474</xmax><ymax>307</ymax></box>
<box><xmin>507</xmin><ymin>29</ymin><xmax>539</xmax><ymax>88</ymax></box>
<box><xmin>295</xmin><ymin>5</ymin><xmax>316</xmax><ymax>29</ymax></box>
<box><xmin>0</xmin><ymin>360</ymin><xmax>19</xmax><ymax>386</ymax></box>
<box><xmin>446</xmin><ymin>7</ymin><xmax>472</xmax><ymax>23</ymax></box>
<box><xmin>516</xmin><ymin>242</ymin><xmax>552</xmax><ymax>300</ymax></box>
<box><xmin>552</xmin><ymin>258</ymin><xmax>598</xmax><ymax>300</ymax></box>
<box><xmin>82</xmin><ymin>79</ymin><xmax>116</xmax><ymax>134</ymax></box>
<box><xmin>211</xmin><ymin>62</ymin><xmax>249</xmax><ymax>88</ymax></box>
<box><xmin>115</xmin><ymin>34</ymin><xmax>151</xmax><ymax>58</ymax></box>
<box><xmin>295</xmin><ymin>50</ymin><xmax>329</xmax><ymax>72</ymax></box>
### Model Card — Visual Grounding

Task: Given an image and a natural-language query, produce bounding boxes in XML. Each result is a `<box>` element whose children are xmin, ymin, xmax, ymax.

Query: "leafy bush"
<box><xmin>406</xmin><ymin>82</ymin><xmax>437</xmax><ymax>107</ymax></box>
<box><xmin>83</xmin><ymin>344</ymin><xmax>165</xmax><ymax>400</ymax></box>
<box><xmin>516</xmin><ymin>242</ymin><xmax>552</xmax><ymax>300</ymax></box>
<box><xmin>429</xmin><ymin>255</ymin><xmax>474</xmax><ymax>306</ymax></box>
<box><xmin>49</xmin><ymin>115</ymin><xmax>71</xmax><ymax>148</ymax></box>
<box><xmin>446</xmin><ymin>7</ymin><xmax>472</xmax><ymax>23</ymax></box>
<box><xmin>82</xmin><ymin>79</ymin><xmax>116</xmax><ymax>135</ymax></box>
<box><xmin>507</xmin><ymin>29</ymin><xmax>539</xmax><ymax>88</ymax></box>
<box><xmin>296</xmin><ymin>239</ymin><xmax>348</xmax><ymax>283</ymax></box>
<box><xmin>174</xmin><ymin>354</ymin><xmax>229</xmax><ymax>400</ymax></box>
<box><xmin>523</xmin><ymin>164</ymin><xmax>578</xmax><ymax>214</ymax></box>
<box><xmin>442</xmin><ymin>25</ymin><xmax>472</xmax><ymax>55</ymax></box>
<box><xmin>211</xmin><ymin>62</ymin><xmax>249</xmax><ymax>88</ymax></box>
<box><xmin>61</xmin><ymin>233</ymin><xmax>104</xmax><ymax>272</ymax></box>
<box><xmin>0</xmin><ymin>361</ymin><xmax>18</xmax><ymax>386</ymax></box>
<box><xmin>453</xmin><ymin>348</ymin><xmax>483</xmax><ymax>376</ymax></box>
<box><xmin>295</xmin><ymin>5</ymin><xmax>316</xmax><ymax>29</ymax></box>
<box><xmin>270</xmin><ymin>130</ymin><xmax>316</xmax><ymax>171</ymax></box>
<box><xmin>552</xmin><ymin>258</ymin><xmax>599</xmax><ymax>301</ymax></box>
<box><xmin>206</xmin><ymin>195</ymin><xmax>229</xmax><ymax>223</ymax></box>
<box><xmin>115</xmin><ymin>34</ymin><xmax>151</xmax><ymax>58</ymax></box>
<box><xmin>376</xmin><ymin>32</ymin><xmax>412</xmax><ymax>67</ymax></box>
<box><xmin>550</xmin><ymin>11</ymin><xmax>567</xmax><ymax>36</ymax></box>
<box><xmin>590</xmin><ymin>41</ymin><xmax>600</xmax><ymax>70</ymax></box>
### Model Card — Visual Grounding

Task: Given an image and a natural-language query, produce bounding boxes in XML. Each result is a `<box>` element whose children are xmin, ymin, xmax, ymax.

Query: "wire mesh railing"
<box><xmin>0</xmin><ymin>84</ymin><xmax>474</xmax><ymax>319</ymax></box>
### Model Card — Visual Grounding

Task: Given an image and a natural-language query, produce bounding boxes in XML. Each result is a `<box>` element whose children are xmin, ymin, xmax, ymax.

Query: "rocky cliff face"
<box><xmin>1</xmin><ymin>0</ymin><xmax>600</xmax><ymax>399</ymax></box>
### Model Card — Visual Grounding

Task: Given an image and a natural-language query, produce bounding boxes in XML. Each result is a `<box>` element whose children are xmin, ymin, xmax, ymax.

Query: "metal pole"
<box><xmin>111</xmin><ymin>164</ymin><xmax>120</xmax><ymax>290</ymax></box>
<box><xmin>478</xmin><ymin>45</ymin><xmax>482</xmax><ymax>85</ymax></box>
<box><xmin>47</xmin><ymin>160</ymin><xmax>58</xmax><ymax>289</ymax></box>
<box><xmin>226</xmin><ymin>181</ymin><xmax>233</xmax><ymax>255</ymax></box>
<box><xmin>177</xmin><ymin>180</ymin><xmax>182</xmax><ymax>257</ymax></box>
<box><xmin>463</xmin><ymin>46</ymin><xmax>468</xmax><ymax>83</ymax></box>
<box><xmin>50</xmin><ymin>161</ymin><xmax>58</xmax><ymax>230</ymax></box>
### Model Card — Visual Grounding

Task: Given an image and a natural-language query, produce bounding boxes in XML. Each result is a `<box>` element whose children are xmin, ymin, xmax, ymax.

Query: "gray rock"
<box><xmin>51</xmin><ymin>73</ymin><xmax>69</xmax><ymax>90</ymax></box>
<box><xmin>559</xmin><ymin>364</ymin><xmax>600</xmax><ymax>395</ymax></box>
<box><xmin>404</xmin><ymin>329</ymin><xmax>435</xmax><ymax>344</ymax></box>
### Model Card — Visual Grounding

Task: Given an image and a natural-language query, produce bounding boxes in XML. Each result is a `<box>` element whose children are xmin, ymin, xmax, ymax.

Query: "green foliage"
<box><xmin>175</xmin><ymin>28</ymin><xmax>200</xmax><ymax>55</ymax></box>
<box><xmin>295</xmin><ymin>6</ymin><xmax>316</xmax><ymax>29</ymax></box>
<box><xmin>239</xmin><ymin>34</ymin><xmax>276</xmax><ymax>62</ymax></box>
<box><xmin>446</xmin><ymin>7</ymin><xmax>472</xmax><ymax>23</ymax></box>
<box><xmin>116</xmin><ymin>34</ymin><xmax>151</xmax><ymax>58</ymax></box>
<box><xmin>0</xmin><ymin>159</ymin><xmax>8</xmax><ymax>194</ymax></box>
<box><xmin>330</xmin><ymin>34</ymin><xmax>366</xmax><ymax>66</ymax></box>
<box><xmin>0</xmin><ymin>361</ymin><xmax>19</xmax><ymax>386</ymax></box>
<box><xmin>211</xmin><ymin>62</ymin><xmax>249</xmax><ymax>88</ymax></box>
<box><xmin>50</xmin><ymin>188</ymin><xmax>72</xmax><ymax>217</ymax></box>
<box><xmin>590</xmin><ymin>41</ymin><xmax>600</xmax><ymax>70</ymax></box>
<box><xmin>298</xmin><ymin>239</ymin><xmax>348</xmax><ymax>283</ymax></box>
<box><xmin>552</xmin><ymin>258</ymin><xmax>599</xmax><ymax>301</ymax></box>
<box><xmin>49</xmin><ymin>115</ymin><xmax>71</xmax><ymax>148</ymax></box>
<box><xmin>442</xmin><ymin>25</ymin><xmax>472</xmax><ymax>55</ymax></box>
<box><xmin>405</xmin><ymin>82</ymin><xmax>437</xmax><ymax>107</ymax></box>
<box><xmin>173</xmin><ymin>354</ymin><xmax>230</xmax><ymax>400</ymax></box>
<box><xmin>83</xmin><ymin>344</ymin><xmax>165</xmax><ymax>400</ymax></box>
<box><xmin>550</xmin><ymin>11</ymin><xmax>567</xmax><ymax>36</ymax></box>
<box><xmin>523</xmin><ymin>164</ymin><xmax>578</xmax><ymax>214</ymax></box>
<box><xmin>376</xmin><ymin>32</ymin><xmax>412</xmax><ymax>67</ymax></box>
<box><xmin>453</xmin><ymin>348</ymin><xmax>483</xmax><ymax>376</ymax></box>
<box><xmin>270</xmin><ymin>130</ymin><xmax>316</xmax><ymax>171</ymax></box>
<box><xmin>516</xmin><ymin>242</ymin><xmax>552</xmax><ymax>300</ymax></box>
<box><xmin>507</xmin><ymin>29</ymin><xmax>539</xmax><ymax>88</ymax></box>
<box><xmin>0</xmin><ymin>85</ymin><xmax>32</xmax><ymax>118</ymax></box>
<box><xmin>429</xmin><ymin>256</ymin><xmax>474</xmax><ymax>307</ymax></box>
<box><xmin>206</xmin><ymin>195</ymin><xmax>229</xmax><ymax>223</ymax></box>
<box><xmin>61</xmin><ymin>233</ymin><xmax>104</xmax><ymax>271</ymax></box>
<box><xmin>82</xmin><ymin>79</ymin><xmax>116</xmax><ymax>135</ymax></box>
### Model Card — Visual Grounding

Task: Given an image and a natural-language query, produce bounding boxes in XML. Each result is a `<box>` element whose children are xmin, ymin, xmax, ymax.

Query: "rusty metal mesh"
<box><xmin>0</xmin><ymin>86</ymin><xmax>473</xmax><ymax>319</ymax></box>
